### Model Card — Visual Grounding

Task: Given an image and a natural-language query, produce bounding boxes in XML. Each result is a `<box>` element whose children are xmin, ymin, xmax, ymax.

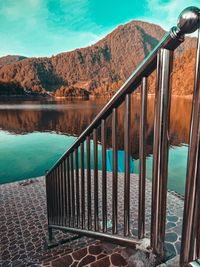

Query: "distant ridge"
<box><xmin>0</xmin><ymin>20</ymin><xmax>197</xmax><ymax>97</ymax></box>
<box><xmin>0</xmin><ymin>55</ymin><xmax>27</xmax><ymax>68</ymax></box>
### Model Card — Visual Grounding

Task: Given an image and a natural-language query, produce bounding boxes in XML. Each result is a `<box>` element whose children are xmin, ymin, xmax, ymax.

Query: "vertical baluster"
<box><xmin>93</xmin><ymin>128</ymin><xmax>99</xmax><ymax>231</ymax></box>
<box><xmin>50</xmin><ymin>173</ymin><xmax>54</xmax><ymax>224</ymax></box>
<box><xmin>45</xmin><ymin>173</ymin><xmax>50</xmax><ymax>225</ymax></box>
<box><xmin>59</xmin><ymin>166</ymin><xmax>62</xmax><ymax>225</ymax></box>
<box><xmin>46</xmin><ymin>174</ymin><xmax>51</xmax><ymax>224</ymax></box>
<box><xmin>75</xmin><ymin>148</ymin><xmax>80</xmax><ymax>227</ymax></box>
<box><xmin>70</xmin><ymin>153</ymin><xmax>75</xmax><ymax>227</ymax></box>
<box><xmin>62</xmin><ymin>162</ymin><xmax>66</xmax><ymax>226</ymax></box>
<box><xmin>56</xmin><ymin>167</ymin><xmax>60</xmax><ymax>225</ymax></box>
<box><xmin>151</xmin><ymin>48</ymin><xmax>173</xmax><ymax>257</ymax></box>
<box><xmin>59</xmin><ymin>165</ymin><xmax>63</xmax><ymax>226</ymax></box>
<box><xmin>52</xmin><ymin>170</ymin><xmax>55</xmax><ymax>224</ymax></box>
<box><xmin>101</xmin><ymin>119</ymin><xmax>107</xmax><ymax>232</ymax></box>
<box><xmin>52</xmin><ymin>170</ymin><xmax>56</xmax><ymax>224</ymax></box>
<box><xmin>80</xmin><ymin>142</ymin><xmax>85</xmax><ymax>229</ymax></box>
<box><xmin>124</xmin><ymin>94</ymin><xmax>131</xmax><ymax>237</ymax></box>
<box><xmin>59</xmin><ymin>164</ymin><xmax>64</xmax><ymax>226</ymax></box>
<box><xmin>62</xmin><ymin>161</ymin><xmax>66</xmax><ymax>226</ymax></box>
<box><xmin>58</xmin><ymin>166</ymin><xmax>62</xmax><ymax>225</ymax></box>
<box><xmin>54</xmin><ymin>169</ymin><xmax>58</xmax><ymax>224</ymax></box>
<box><xmin>63</xmin><ymin>159</ymin><xmax>68</xmax><ymax>226</ymax></box>
<box><xmin>47</xmin><ymin>173</ymin><xmax>53</xmax><ymax>241</ymax></box>
<box><xmin>51</xmin><ymin>173</ymin><xmax>54</xmax><ymax>224</ymax></box>
<box><xmin>67</xmin><ymin>157</ymin><xmax>71</xmax><ymax>226</ymax></box>
<box><xmin>112</xmin><ymin>108</ymin><xmax>118</xmax><ymax>234</ymax></box>
<box><xmin>47</xmin><ymin>174</ymin><xmax>51</xmax><ymax>224</ymax></box>
<box><xmin>55</xmin><ymin>168</ymin><xmax>59</xmax><ymax>225</ymax></box>
<box><xmin>86</xmin><ymin>136</ymin><xmax>92</xmax><ymax>230</ymax></box>
<box><xmin>138</xmin><ymin>77</ymin><xmax>147</xmax><ymax>239</ymax></box>
<box><xmin>51</xmin><ymin>174</ymin><xmax>54</xmax><ymax>225</ymax></box>
<box><xmin>180</xmin><ymin>29</ymin><xmax>200</xmax><ymax>265</ymax></box>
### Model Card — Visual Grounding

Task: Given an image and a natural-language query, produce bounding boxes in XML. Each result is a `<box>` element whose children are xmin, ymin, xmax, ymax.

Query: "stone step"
<box><xmin>39</xmin><ymin>243</ymin><xmax>108</xmax><ymax>267</ymax></box>
<box><xmin>87</xmin><ymin>252</ymin><xmax>128</xmax><ymax>267</ymax></box>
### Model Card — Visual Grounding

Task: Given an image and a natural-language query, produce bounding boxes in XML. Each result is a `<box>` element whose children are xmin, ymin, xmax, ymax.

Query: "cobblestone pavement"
<box><xmin>0</xmin><ymin>172</ymin><xmax>184</xmax><ymax>266</ymax></box>
<box><xmin>0</xmin><ymin>177</ymin><xmax>96</xmax><ymax>267</ymax></box>
<box><xmin>39</xmin><ymin>242</ymin><xmax>131</xmax><ymax>267</ymax></box>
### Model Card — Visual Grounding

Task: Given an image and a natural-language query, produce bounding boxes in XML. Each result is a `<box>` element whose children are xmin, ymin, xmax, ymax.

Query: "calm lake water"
<box><xmin>0</xmin><ymin>96</ymin><xmax>192</xmax><ymax>195</ymax></box>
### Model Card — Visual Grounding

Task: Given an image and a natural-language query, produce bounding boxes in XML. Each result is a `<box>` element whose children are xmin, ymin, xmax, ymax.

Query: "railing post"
<box><xmin>66</xmin><ymin>157</ymin><xmax>71</xmax><ymax>226</ymax></box>
<box><xmin>55</xmin><ymin>168</ymin><xmax>58</xmax><ymax>225</ymax></box>
<box><xmin>112</xmin><ymin>108</ymin><xmax>118</xmax><ymax>234</ymax></box>
<box><xmin>101</xmin><ymin>119</ymin><xmax>107</xmax><ymax>232</ymax></box>
<box><xmin>58</xmin><ymin>166</ymin><xmax>62</xmax><ymax>226</ymax></box>
<box><xmin>124</xmin><ymin>94</ymin><xmax>131</xmax><ymax>237</ymax></box>
<box><xmin>45</xmin><ymin>170</ymin><xmax>50</xmax><ymax>222</ymax></box>
<box><xmin>70</xmin><ymin>153</ymin><xmax>75</xmax><ymax>227</ymax></box>
<box><xmin>151</xmin><ymin>48</ymin><xmax>173</xmax><ymax>257</ymax></box>
<box><xmin>60</xmin><ymin>164</ymin><xmax>63</xmax><ymax>226</ymax></box>
<box><xmin>86</xmin><ymin>136</ymin><xmax>92</xmax><ymax>230</ymax></box>
<box><xmin>80</xmin><ymin>143</ymin><xmax>85</xmax><ymax>229</ymax></box>
<box><xmin>63</xmin><ymin>160</ymin><xmax>68</xmax><ymax>226</ymax></box>
<box><xmin>61</xmin><ymin>162</ymin><xmax>66</xmax><ymax>226</ymax></box>
<box><xmin>75</xmin><ymin>148</ymin><xmax>80</xmax><ymax>227</ymax></box>
<box><xmin>138</xmin><ymin>77</ymin><xmax>147</xmax><ymax>239</ymax></box>
<box><xmin>93</xmin><ymin>129</ymin><xmax>99</xmax><ymax>231</ymax></box>
<box><xmin>180</xmin><ymin>28</ymin><xmax>200</xmax><ymax>266</ymax></box>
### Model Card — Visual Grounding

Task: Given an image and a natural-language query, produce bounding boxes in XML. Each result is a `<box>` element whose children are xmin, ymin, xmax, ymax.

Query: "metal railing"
<box><xmin>45</xmin><ymin>6</ymin><xmax>200</xmax><ymax>266</ymax></box>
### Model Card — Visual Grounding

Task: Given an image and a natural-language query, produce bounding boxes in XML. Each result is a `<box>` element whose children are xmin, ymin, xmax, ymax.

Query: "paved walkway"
<box><xmin>0</xmin><ymin>177</ymin><xmax>96</xmax><ymax>267</ymax></box>
<box><xmin>0</xmin><ymin>173</ymin><xmax>184</xmax><ymax>266</ymax></box>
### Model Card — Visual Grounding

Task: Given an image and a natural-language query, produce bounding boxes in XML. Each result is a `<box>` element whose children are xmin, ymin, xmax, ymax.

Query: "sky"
<box><xmin>0</xmin><ymin>0</ymin><xmax>199</xmax><ymax>57</ymax></box>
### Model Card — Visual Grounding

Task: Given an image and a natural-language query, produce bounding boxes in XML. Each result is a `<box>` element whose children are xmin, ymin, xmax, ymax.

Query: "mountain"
<box><xmin>0</xmin><ymin>55</ymin><xmax>27</xmax><ymax>68</ymax></box>
<box><xmin>0</xmin><ymin>21</ymin><xmax>197</xmax><ymax>97</ymax></box>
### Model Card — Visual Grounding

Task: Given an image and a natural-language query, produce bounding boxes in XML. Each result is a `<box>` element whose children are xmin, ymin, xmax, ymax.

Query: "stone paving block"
<box><xmin>0</xmin><ymin>173</ymin><xmax>184</xmax><ymax>266</ymax></box>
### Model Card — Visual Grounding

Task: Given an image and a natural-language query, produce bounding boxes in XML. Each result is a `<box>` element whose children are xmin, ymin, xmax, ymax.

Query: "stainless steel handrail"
<box><xmin>45</xmin><ymin>6</ymin><xmax>200</xmax><ymax>266</ymax></box>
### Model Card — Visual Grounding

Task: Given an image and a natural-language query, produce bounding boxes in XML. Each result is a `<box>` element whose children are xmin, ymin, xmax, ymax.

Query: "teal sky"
<box><xmin>0</xmin><ymin>0</ymin><xmax>199</xmax><ymax>57</ymax></box>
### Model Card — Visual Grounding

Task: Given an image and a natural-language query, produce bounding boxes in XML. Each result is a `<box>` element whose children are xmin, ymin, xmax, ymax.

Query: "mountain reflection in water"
<box><xmin>0</xmin><ymin>96</ymin><xmax>192</xmax><ymax>194</ymax></box>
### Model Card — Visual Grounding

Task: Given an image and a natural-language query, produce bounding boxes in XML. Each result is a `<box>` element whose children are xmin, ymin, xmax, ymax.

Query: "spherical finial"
<box><xmin>177</xmin><ymin>6</ymin><xmax>200</xmax><ymax>34</ymax></box>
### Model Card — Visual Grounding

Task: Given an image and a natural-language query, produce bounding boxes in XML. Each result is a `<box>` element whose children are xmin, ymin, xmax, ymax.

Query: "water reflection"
<box><xmin>0</xmin><ymin>99</ymin><xmax>103</xmax><ymax>135</ymax></box>
<box><xmin>0</xmin><ymin>96</ymin><xmax>192</xmax><ymax>152</ymax></box>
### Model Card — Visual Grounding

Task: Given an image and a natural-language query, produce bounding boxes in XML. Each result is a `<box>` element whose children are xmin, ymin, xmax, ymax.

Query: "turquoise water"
<box><xmin>0</xmin><ymin>129</ymin><xmax>188</xmax><ymax>195</ymax></box>
<box><xmin>0</xmin><ymin>131</ymin><xmax>76</xmax><ymax>183</ymax></box>
<box><xmin>134</xmin><ymin>145</ymin><xmax>188</xmax><ymax>195</ymax></box>
<box><xmin>96</xmin><ymin>145</ymin><xmax>188</xmax><ymax>195</ymax></box>
<box><xmin>0</xmin><ymin>97</ymin><xmax>191</xmax><ymax>195</ymax></box>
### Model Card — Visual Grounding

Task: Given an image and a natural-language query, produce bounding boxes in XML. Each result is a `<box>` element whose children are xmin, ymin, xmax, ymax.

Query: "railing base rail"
<box><xmin>49</xmin><ymin>224</ymin><xmax>141</xmax><ymax>248</ymax></box>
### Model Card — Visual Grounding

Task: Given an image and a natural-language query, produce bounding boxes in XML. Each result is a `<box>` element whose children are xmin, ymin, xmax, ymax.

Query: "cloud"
<box><xmin>0</xmin><ymin>0</ymin><xmax>46</xmax><ymax>21</ymax></box>
<box><xmin>144</xmin><ymin>0</ymin><xmax>200</xmax><ymax>31</ymax></box>
<box><xmin>0</xmin><ymin>0</ymin><xmax>105</xmax><ymax>57</ymax></box>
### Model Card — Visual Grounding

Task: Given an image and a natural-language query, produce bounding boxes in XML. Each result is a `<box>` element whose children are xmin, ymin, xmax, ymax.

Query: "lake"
<box><xmin>0</xmin><ymin>96</ymin><xmax>192</xmax><ymax>195</ymax></box>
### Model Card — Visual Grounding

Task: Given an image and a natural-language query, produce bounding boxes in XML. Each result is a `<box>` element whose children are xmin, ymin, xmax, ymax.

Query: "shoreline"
<box><xmin>0</xmin><ymin>93</ymin><xmax>193</xmax><ymax>100</ymax></box>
